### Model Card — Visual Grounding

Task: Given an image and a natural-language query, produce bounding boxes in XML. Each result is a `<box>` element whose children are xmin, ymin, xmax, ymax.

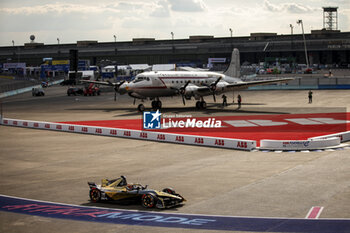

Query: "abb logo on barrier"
<box><xmin>157</xmin><ymin>134</ymin><xmax>165</xmax><ymax>140</ymax></box>
<box><xmin>176</xmin><ymin>136</ymin><xmax>184</xmax><ymax>142</ymax></box>
<box><xmin>110</xmin><ymin>130</ymin><xmax>117</xmax><ymax>135</ymax></box>
<box><xmin>45</xmin><ymin>124</ymin><xmax>50</xmax><ymax>129</ymax></box>
<box><xmin>13</xmin><ymin>121</ymin><xmax>18</xmax><ymax>125</ymax></box>
<box><xmin>56</xmin><ymin>125</ymin><xmax>62</xmax><ymax>130</ymax></box>
<box><xmin>68</xmin><ymin>126</ymin><xmax>74</xmax><ymax>131</ymax></box>
<box><xmin>95</xmin><ymin>128</ymin><xmax>102</xmax><ymax>134</ymax></box>
<box><xmin>124</xmin><ymin>131</ymin><xmax>131</xmax><ymax>137</ymax></box>
<box><xmin>237</xmin><ymin>141</ymin><xmax>248</xmax><ymax>148</ymax></box>
<box><xmin>3</xmin><ymin>120</ymin><xmax>8</xmax><ymax>124</ymax></box>
<box><xmin>34</xmin><ymin>123</ymin><xmax>39</xmax><ymax>127</ymax></box>
<box><xmin>194</xmin><ymin>137</ymin><xmax>204</xmax><ymax>144</ymax></box>
<box><xmin>23</xmin><ymin>122</ymin><xmax>28</xmax><ymax>126</ymax></box>
<box><xmin>215</xmin><ymin>139</ymin><xmax>224</xmax><ymax>146</ymax></box>
<box><xmin>139</xmin><ymin>132</ymin><xmax>148</xmax><ymax>138</ymax></box>
<box><xmin>82</xmin><ymin>127</ymin><xmax>88</xmax><ymax>133</ymax></box>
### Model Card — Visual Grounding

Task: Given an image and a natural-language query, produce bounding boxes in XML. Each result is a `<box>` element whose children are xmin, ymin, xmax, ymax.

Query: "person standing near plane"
<box><xmin>238</xmin><ymin>94</ymin><xmax>242</xmax><ymax>108</ymax></box>
<box><xmin>308</xmin><ymin>90</ymin><xmax>313</xmax><ymax>104</ymax></box>
<box><xmin>222</xmin><ymin>94</ymin><xmax>227</xmax><ymax>107</ymax></box>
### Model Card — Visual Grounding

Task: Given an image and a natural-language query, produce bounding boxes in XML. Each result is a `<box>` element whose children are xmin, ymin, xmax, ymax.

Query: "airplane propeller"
<box><xmin>111</xmin><ymin>80</ymin><xmax>125</xmax><ymax>102</ymax></box>
<box><xmin>179</xmin><ymin>81</ymin><xmax>191</xmax><ymax>106</ymax></box>
<box><xmin>210</xmin><ymin>77</ymin><xmax>222</xmax><ymax>102</ymax></box>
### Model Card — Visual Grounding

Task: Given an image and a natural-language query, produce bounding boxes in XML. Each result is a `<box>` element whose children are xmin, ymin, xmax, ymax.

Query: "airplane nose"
<box><xmin>118</xmin><ymin>83</ymin><xmax>128</xmax><ymax>95</ymax></box>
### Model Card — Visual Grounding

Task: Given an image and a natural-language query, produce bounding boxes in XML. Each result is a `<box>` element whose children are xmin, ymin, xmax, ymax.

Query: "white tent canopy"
<box><xmin>152</xmin><ymin>64</ymin><xmax>176</xmax><ymax>71</ymax></box>
<box><xmin>129</xmin><ymin>64</ymin><xmax>151</xmax><ymax>70</ymax></box>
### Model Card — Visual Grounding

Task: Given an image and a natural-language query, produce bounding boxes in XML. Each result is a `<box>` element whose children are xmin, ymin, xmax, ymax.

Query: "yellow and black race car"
<box><xmin>88</xmin><ymin>176</ymin><xmax>185</xmax><ymax>209</ymax></box>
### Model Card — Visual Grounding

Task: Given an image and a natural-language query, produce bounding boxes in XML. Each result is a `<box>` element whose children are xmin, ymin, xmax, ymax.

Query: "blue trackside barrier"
<box><xmin>0</xmin><ymin>79</ymin><xmax>63</xmax><ymax>99</ymax></box>
<box><xmin>318</xmin><ymin>85</ymin><xmax>350</xmax><ymax>89</ymax></box>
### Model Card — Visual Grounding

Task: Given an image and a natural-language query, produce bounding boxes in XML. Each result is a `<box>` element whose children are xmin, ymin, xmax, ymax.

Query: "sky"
<box><xmin>0</xmin><ymin>0</ymin><xmax>349</xmax><ymax>46</ymax></box>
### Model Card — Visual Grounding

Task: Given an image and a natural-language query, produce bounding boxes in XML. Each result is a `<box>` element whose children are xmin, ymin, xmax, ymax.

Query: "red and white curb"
<box><xmin>306</xmin><ymin>206</ymin><xmax>324</xmax><ymax>219</ymax></box>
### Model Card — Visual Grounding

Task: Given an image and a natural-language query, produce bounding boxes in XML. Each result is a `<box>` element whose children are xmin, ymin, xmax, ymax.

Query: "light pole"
<box><xmin>290</xmin><ymin>24</ymin><xmax>294</xmax><ymax>50</ymax></box>
<box><xmin>171</xmin><ymin>32</ymin><xmax>175</xmax><ymax>54</ymax></box>
<box><xmin>113</xmin><ymin>35</ymin><xmax>117</xmax><ymax>55</ymax></box>
<box><xmin>12</xmin><ymin>40</ymin><xmax>19</xmax><ymax>62</ymax></box>
<box><xmin>12</xmin><ymin>40</ymin><xmax>15</xmax><ymax>56</ymax></box>
<box><xmin>297</xmin><ymin>19</ymin><xmax>309</xmax><ymax>68</ymax></box>
<box><xmin>57</xmin><ymin>38</ymin><xmax>60</xmax><ymax>53</ymax></box>
<box><xmin>229</xmin><ymin>28</ymin><xmax>233</xmax><ymax>50</ymax></box>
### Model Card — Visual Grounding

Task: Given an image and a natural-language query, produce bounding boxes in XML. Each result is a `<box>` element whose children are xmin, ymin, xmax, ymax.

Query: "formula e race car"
<box><xmin>88</xmin><ymin>176</ymin><xmax>185</xmax><ymax>209</ymax></box>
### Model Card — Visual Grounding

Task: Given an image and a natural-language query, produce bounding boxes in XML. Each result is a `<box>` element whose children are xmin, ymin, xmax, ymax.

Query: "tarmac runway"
<box><xmin>0</xmin><ymin>85</ymin><xmax>350</xmax><ymax>233</ymax></box>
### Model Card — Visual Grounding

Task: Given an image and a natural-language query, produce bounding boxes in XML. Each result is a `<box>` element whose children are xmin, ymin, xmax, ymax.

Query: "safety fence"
<box><xmin>0</xmin><ymin>79</ymin><xmax>63</xmax><ymax>98</ymax></box>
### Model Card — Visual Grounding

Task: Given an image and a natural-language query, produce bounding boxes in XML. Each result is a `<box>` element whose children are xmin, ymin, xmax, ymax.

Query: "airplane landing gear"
<box><xmin>138</xmin><ymin>104</ymin><xmax>145</xmax><ymax>112</ymax></box>
<box><xmin>196</xmin><ymin>100</ymin><xmax>206</xmax><ymax>109</ymax></box>
<box><xmin>151</xmin><ymin>100</ymin><xmax>162</xmax><ymax>110</ymax></box>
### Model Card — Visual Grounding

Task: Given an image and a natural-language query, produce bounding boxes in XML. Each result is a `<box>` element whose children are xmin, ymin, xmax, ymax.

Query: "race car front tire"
<box><xmin>89</xmin><ymin>189</ymin><xmax>101</xmax><ymax>202</ymax></box>
<box><xmin>142</xmin><ymin>193</ymin><xmax>157</xmax><ymax>208</ymax></box>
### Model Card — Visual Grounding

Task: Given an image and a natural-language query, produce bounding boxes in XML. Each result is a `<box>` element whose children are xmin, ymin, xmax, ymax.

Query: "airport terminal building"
<box><xmin>0</xmin><ymin>30</ymin><xmax>349</xmax><ymax>69</ymax></box>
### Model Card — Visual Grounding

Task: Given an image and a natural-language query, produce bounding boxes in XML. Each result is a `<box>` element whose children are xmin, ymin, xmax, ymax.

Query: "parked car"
<box><xmin>304</xmin><ymin>68</ymin><xmax>313</xmax><ymax>74</ymax></box>
<box><xmin>84</xmin><ymin>83</ymin><xmax>101</xmax><ymax>96</ymax></box>
<box><xmin>32</xmin><ymin>87</ymin><xmax>45</xmax><ymax>96</ymax></box>
<box><xmin>67</xmin><ymin>87</ymin><xmax>84</xmax><ymax>96</ymax></box>
<box><xmin>41</xmin><ymin>81</ymin><xmax>49</xmax><ymax>87</ymax></box>
<box><xmin>60</xmin><ymin>79</ymin><xmax>76</xmax><ymax>86</ymax></box>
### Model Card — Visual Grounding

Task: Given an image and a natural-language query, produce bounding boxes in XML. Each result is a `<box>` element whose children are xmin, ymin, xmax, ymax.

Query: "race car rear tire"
<box><xmin>89</xmin><ymin>189</ymin><xmax>101</xmax><ymax>202</ymax></box>
<box><xmin>142</xmin><ymin>193</ymin><xmax>157</xmax><ymax>208</ymax></box>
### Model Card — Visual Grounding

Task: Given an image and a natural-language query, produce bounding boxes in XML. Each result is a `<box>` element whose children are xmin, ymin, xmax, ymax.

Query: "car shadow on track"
<box><xmin>81</xmin><ymin>200</ymin><xmax>184</xmax><ymax>212</ymax></box>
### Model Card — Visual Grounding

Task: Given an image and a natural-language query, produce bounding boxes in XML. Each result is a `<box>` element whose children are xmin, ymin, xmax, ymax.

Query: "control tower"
<box><xmin>323</xmin><ymin>7</ymin><xmax>338</xmax><ymax>30</ymax></box>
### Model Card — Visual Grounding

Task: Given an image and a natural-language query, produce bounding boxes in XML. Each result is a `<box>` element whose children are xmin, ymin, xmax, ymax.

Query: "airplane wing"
<box><xmin>226</xmin><ymin>77</ymin><xmax>294</xmax><ymax>89</ymax></box>
<box><xmin>193</xmin><ymin>78</ymin><xmax>294</xmax><ymax>93</ymax></box>
<box><xmin>79</xmin><ymin>80</ymin><xmax>117</xmax><ymax>86</ymax></box>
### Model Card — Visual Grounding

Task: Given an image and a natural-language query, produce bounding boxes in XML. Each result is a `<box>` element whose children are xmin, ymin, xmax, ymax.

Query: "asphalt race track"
<box><xmin>0</xmin><ymin>85</ymin><xmax>350</xmax><ymax>233</ymax></box>
<box><xmin>1</xmin><ymin>194</ymin><xmax>350</xmax><ymax>232</ymax></box>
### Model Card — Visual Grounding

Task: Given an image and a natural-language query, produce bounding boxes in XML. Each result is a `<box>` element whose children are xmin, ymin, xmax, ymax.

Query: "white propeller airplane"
<box><xmin>82</xmin><ymin>49</ymin><xmax>293</xmax><ymax>111</ymax></box>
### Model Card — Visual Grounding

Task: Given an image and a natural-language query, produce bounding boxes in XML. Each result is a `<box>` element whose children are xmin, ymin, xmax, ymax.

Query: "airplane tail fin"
<box><xmin>224</xmin><ymin>48</ymin><xmax>240</xmax><ymax>78</ymax></box>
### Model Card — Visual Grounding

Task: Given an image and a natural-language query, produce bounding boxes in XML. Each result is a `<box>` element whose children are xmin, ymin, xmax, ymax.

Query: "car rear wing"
<box><xmin>88</xmin><ymin>182</ymin><xmax>97</xmax><ymax>188</ymax></box>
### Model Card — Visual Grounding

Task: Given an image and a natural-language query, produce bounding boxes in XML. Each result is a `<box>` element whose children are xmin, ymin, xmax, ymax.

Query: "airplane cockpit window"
<box><xmin>132</xmin><ymin>76</ymin><xmax>150</xmax><ymax>83</ymax></box>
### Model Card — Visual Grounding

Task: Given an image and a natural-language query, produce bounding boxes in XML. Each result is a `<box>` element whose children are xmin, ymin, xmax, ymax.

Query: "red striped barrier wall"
<box><xmin>1</xmin><ymin>118</ymin><xmax>256</xmax><ymax>151</ymax></box>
